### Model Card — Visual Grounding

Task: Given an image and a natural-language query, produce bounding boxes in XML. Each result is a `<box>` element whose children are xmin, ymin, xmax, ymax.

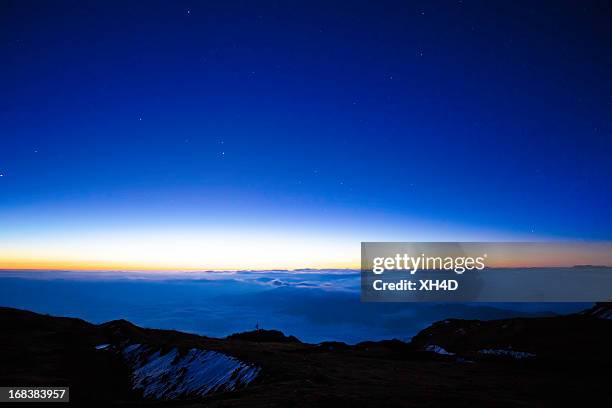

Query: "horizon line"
<box><xmin>1</xmin><ymin>264</ymin><xmax>610</xmax><ymax>273</ymax></box>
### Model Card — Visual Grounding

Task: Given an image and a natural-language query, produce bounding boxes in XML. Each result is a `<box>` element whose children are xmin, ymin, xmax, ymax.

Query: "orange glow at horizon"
<box><xmin>0</xmin><ymin>258</ymin><xmax>359</xmax><ymax>271</ymax></box>
<box><xmin>1</xmin><ymin>242</ymin><xmax>611</xmax><ymax>271</ymax></box>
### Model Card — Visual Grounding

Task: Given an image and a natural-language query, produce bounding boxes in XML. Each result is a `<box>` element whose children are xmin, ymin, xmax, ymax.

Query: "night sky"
<box><xmin>1</xmin><ymin>1</ymin><xmax>611</xmax><ymax>269</ymax></box>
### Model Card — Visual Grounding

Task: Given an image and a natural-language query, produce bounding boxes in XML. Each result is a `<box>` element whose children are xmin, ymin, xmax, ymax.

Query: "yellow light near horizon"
<box><xmin>0</xmin><ymin>232</ymin><xmax>360</xmax><ymax>270</ymax></box>
<box><xmin>3</xmin><ymin>227</ymin><xmax>611</xmax><ymax>271</ymax></box>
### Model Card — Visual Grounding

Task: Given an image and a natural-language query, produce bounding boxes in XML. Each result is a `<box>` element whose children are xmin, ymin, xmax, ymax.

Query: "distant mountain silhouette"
<box><xmin>227</xmin><ymin>328</ymin><xmax>301</xmax><ymax>343</ymax></box>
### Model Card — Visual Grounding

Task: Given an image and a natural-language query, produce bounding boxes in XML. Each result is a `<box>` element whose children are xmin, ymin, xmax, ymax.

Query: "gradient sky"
<box><xmin>1</xmin><ymin>1</ymin><xmax>611</xmax><ymax>269</ymax></box>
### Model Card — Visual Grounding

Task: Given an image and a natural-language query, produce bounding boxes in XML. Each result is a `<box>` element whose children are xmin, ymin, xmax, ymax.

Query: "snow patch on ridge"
<box><xmin>121</xmin><ymin>344</ymin><xmax>260</xmax><ymax>399</ymax></box>
<box><xmin>478</xmin><ymin>349</ymin><xmax>535</xmax><ymax>359</ymax></box>
<box><xmin>425</xmin><ymin>344</ymin><xmax>454</xmax><ymax>355</ymax></box>
<box><xmin>588</xmin><ymin>305</ymin><xmax>612</xmax><ymax>320</ymax></box>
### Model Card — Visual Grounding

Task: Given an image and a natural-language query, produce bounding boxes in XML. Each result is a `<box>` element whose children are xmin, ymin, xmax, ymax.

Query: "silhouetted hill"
<box><xmin>409</xmin><ymin>314</ymin><xmax>612</xmax><ymax>363</ymax></box>
<box><xmin>227</xmin><ymin>329</ymin><xmax>301</xmax><ymax>343</ymax></box>
<box><xmin>1</xmin><ymin>305</ymin><xmax>611</xmax><ymax>406</ymax></box>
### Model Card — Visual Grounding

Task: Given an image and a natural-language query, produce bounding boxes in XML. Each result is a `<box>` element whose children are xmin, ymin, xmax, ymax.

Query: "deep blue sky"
<box><xmin>1</xmin><ymin>1</ymin><xmax>611</xmax><ymax>268</ymax></box>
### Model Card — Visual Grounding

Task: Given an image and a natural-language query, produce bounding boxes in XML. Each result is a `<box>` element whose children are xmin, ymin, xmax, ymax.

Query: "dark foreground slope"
<box><xmin>0</xmin><ymin>304</ymin><xmax>611</xmax><ymax>407</ymax></box>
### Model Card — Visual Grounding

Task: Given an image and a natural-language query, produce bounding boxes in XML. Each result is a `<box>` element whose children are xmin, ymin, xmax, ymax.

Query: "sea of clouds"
<box><xmin>0</xmin><ymin>270</ymin><xmax>588</xmax><ymax>343</ymax></box>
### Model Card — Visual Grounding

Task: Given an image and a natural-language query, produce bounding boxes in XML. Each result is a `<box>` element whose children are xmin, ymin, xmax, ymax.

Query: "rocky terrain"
<box><xmin>0</xmin><ymin>303</ymin><xmax>611</xmax><ymax>407</ymax></box>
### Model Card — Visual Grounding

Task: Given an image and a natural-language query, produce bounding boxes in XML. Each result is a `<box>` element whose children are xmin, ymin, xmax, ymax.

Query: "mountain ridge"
<box><xmin>1</xmin><ymin>304</ymin><xmax>611</xmax><ymax>406</ymax></box>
